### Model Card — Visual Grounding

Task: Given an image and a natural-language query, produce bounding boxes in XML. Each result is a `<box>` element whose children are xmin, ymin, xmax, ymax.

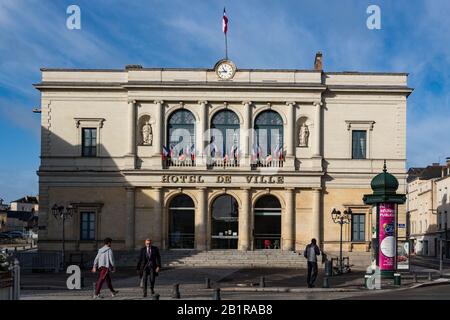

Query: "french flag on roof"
<box><xmin>223</xmin><ymin>8</ymin><xmax>228</xmax><ymax>34</ymax></box>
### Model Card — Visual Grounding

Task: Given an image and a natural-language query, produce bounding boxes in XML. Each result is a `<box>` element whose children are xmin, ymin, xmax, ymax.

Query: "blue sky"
<box><xmin>0</xmin><ymin>0</ymin><xmax>449</xmax><ymax>202</ymax></box>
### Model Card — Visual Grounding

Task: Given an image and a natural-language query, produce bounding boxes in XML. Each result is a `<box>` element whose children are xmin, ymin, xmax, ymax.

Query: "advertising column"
<box><xmin>379</xmin><ymin>203</ymin><xmax>396</xmax><ymax>275</ymax></box>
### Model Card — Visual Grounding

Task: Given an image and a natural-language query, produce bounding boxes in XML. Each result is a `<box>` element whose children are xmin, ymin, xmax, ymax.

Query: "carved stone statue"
<box><xmin>142</xmin><ymin>121</ymin><xmax>153</xmax><ymax>145</ymax></box>
<box><xmin>298</xmin><ymin>123</ymin><xmax>309</xmax><ymax>147</ymax></box>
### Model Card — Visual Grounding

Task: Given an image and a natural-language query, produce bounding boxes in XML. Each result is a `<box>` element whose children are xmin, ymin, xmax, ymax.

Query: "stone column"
<box><xmin>126</xmin><ymin>100</ymin><xmax>136</xmax><ymax>169</ymax></box>
<box><xmin>284</xmin><ymin>102</ymin><xmax>296</xmax><ymax>169</ymax></box>
<box><xmin>240</xmin><ymin>101</ymin><xmax>252</xmax><ymax>168</ymax></box>
<box><xmin>125</xmin><ymin>187</ymin><xmax>136</xmax><ymax>250</ymax></box>
<box><xmin>197</xmin><ymin>101</ymin><xmax>208</xmax><ymax>168</ymax></box>
<box><xmin>313</xmin><ymin>101</ymin><xmax>323</xmax><ymax>157</ymax></box>
<box><xmin>286</xmin><ymin>102</ymin><xmax>296</xmax><ymax>157</ymax></box>
<box><xmin>312</xmin><ymin>188</ymin><xmax>322</xmax><ymax>245</ymax></box>
<box><xmin>196</xmin><ymin>187</ymin><xmax>208</xmax><ymax>250</ymax></box>
<box><xmin>154</xmin><ymin>187</ymin><xmax>164</xmax><ymax>248</ymax></box>
<box><xmin>238</xmin><ymin>188</ymin><xmax>251</xmax><ymax>251</ymax></box>
<box><xmin>154</xmin><ymin>100</ymin><xmax>164</xmax><ymax>156</ymax></box>
<box><xmin>282</xmin><ymin>188</ymin><xmax>295</xmax><ymax>251</ymax></box>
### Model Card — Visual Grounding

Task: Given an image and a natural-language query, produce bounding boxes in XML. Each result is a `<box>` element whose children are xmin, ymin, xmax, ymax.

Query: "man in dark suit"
<box><xmin>137</xmin><ymin>239</ymin><xmax>161</xmax><ymax>297</ymax></box>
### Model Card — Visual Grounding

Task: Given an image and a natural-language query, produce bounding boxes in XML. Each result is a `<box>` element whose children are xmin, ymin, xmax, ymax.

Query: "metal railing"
<box><xmin>13</xmin><ymin>251</ymin><xmax>62</xmax><ymax>273</ymax></box>
<box><xmin>0</xmin><ymin>258</ymin><xmax>20</xmax><ymax>300</ymax></box>
<box><xmin>251</xmin><ymin>159</ymin><xmax>284</xmax><ymax>168</ymax></box>
<box><xmin>209</xmin><ymin>158</ymin><xmax>240</xmax><ymax>168</ymax></box>
<box><xmin>164</xmin><ymin>159</ymin><xmax>196</xmax><ymax>168</ymax></box>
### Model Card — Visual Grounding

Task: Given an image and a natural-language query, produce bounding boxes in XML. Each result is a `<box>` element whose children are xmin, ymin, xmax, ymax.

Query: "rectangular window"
<box><xmin>82</xmin><ymin>128</ymin><xmax>97</xmax><ymax>157</ymax></box>
<box><xmin>80</xmin><ymin>212</ymin><xmax>96</xmax><ymax>240</ymax></box>
<box><xmin>352</xmin><ymin>130</ymin><xmax>367</xmax><ymax>159</ymax></box>
<box><xmin>351</xmin><ymin>214</ymin><xmax>365</xmax><ymax>242</ymax></box>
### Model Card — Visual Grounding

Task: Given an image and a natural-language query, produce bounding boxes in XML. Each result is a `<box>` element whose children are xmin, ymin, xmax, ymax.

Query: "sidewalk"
<box><xmin>19</xmin><ymin>266</ymin><xmax>449</xmax><ymax>300</ymax></box>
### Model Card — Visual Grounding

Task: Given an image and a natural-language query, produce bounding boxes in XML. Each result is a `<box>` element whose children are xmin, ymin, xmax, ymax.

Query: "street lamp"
<box><xmin>51</xmin><ymin>204</ymin><xmax>74</xmax><ymax>268</ymax></box>
<box><xmin>331</xmin><ymin>207</ymin><xmax>352</xmax><ymax>274</ymax></box>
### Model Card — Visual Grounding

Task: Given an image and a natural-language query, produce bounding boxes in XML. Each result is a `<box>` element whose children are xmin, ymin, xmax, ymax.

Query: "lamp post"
<box><xmin>331</xmin><ymin>207</ymin><xmax>352</xmax><ymax>274</ymax></box>
<box><xmin>51</xmin><ymin>204</ymin><xmax>74</xmax><ymax>268</ymax></box>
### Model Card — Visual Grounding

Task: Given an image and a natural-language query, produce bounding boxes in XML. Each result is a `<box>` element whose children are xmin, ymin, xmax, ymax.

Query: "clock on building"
<box><xmin>215</xmin><ymin>59</ymin><xmax>236</xmax><ymax>80</ymax></box>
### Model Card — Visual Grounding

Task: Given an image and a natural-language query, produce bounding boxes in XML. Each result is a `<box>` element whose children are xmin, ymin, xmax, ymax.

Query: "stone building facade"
<box><xmin>408</xmin><ymin>160</ymin><xmax>450</xmax><ymax>256</ymax></box>
<box><xmin>35</xmin><ymin>54</ymin><xmax>412</xmax><ymax>254</ymax></box>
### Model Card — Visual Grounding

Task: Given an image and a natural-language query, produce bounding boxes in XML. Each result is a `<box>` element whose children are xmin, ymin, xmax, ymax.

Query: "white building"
<box><xmin>34</xmin><ymin>53</ymin><xmax>411</xmax><ymax>257</ymax></box>
<box><xmin>408</xmin><ymin>160</ymin><xmax>450</xmax><ymax>256</ymax></box>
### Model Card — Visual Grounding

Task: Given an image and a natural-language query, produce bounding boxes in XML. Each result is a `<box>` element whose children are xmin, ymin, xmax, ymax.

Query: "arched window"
<box><xmin>168</xmin><ymin>194</ymin><xmax>195</xmax><ymax>249</ymax></box>
<box><xmin>254</xmin><ymin>110</ymin><xmax>283</xmax><ymax>161</ymax></box>
<box><xmin>210</xmin><ymin>110</ymin><xmax>240</xmax><ymax>162</ymax></box>
<box><xmin>211</xmin><ymin>194</ymin><xmax>239</xmax><ymax>249</ymax></box>
<box><xmin>254</xmin><ymin>195</ymin><xmax>281</xmax><ymax>249</ymax></box>
<box><xmin>167</xmin><ymin>109</ymin><xmax>195</xmax><ymax>163</ymax></box>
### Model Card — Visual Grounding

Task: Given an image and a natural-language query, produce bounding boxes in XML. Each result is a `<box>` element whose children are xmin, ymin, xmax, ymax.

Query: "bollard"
<box><xmin>213</xmin><ymin>288</ymin><xmax>221</xmax><ymax>300</ymax></box>
<box><xmin>428</xmin><ymin>272</ymin><xmax>432</xmax><ymax>281</ymax></box>
<box><xmin>152</xmin><ymin>293</ymin><xmax>160</xmax><ymax>300</ymax></box>
<box><xmin>393</xmin><ymin>273</ymin><xmax>401</xmax><ymax>286</ymax></box>
<box><xmin>259</xmin><ymin>276</ymin><xmax>265</xmax><ymax>288</ymax></box>
<box><xmin>323</xmin><ymin>277</ymin><xmax>330</xmax><ymax>288</ymax></box>
<box><xmin>205</xmin><ymin>277</ymin><xmax>211</xmax><ymax>289</ymax></box>
<box><xmin>364</xmin><ymin>275</ymin><xmax>369</xmax><ymax>289</ymax></box>
<box><xmin>172</xmin><ymin>284</ymin><xmax>180</xmax><ymax>299</ymax></box>
<box><xmin>80</xmin><ymin>275</ymin><xmax>85</xmax><ymax>288</ymax></box>
<box><xmin>413</xmin><ymin>273</ymin><xmax>417</xmax><ymax>283</ymax></box>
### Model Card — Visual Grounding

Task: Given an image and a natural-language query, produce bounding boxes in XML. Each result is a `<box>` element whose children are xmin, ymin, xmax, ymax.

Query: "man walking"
<box><xmin>92</xmin><ymin>237</ymin><xmax>119</xmax><ymax>298</ymax></box>
<box><xmin>304</xmin><ymin>238</ymin><xmax>321</xmax><ymax>288</ymax></box>
<box><xmin>137</xmin><ymin>239</ymin><xmax>161</xmax><ymax>297</ymax></box>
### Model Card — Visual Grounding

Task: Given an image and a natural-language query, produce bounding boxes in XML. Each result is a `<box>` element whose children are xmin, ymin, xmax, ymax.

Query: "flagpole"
<box><xmin>225</xmin><ymin>33</ymin><xmax>228</xmax><ymax>60</ymax></box>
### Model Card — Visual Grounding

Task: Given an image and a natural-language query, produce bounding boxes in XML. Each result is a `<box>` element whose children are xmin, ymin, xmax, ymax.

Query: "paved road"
<box><xmin>341</xmin><ymin>283</ymin><xmax>450</xmax><ymax>300</ymax></box>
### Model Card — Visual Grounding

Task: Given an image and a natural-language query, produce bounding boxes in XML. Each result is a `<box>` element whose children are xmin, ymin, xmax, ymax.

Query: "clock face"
<box><xmin>216</xmin><ymin>61</ymin><xmax>235</xmax><ymax>80</ymax></box>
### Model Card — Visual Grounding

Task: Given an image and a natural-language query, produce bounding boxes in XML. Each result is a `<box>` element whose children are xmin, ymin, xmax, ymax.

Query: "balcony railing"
<box><xmin>162</xmin><ymin>157</ymin><xmax>284</xmax><ymax>168</ymax></box>
<box><xmin>208</xmin><ymin>158</ymin><xmax>240</xmax><ymax>168</ymax></box>
<box><xmin>164</xmin><ymin>159</ymin><xmax>195</xmax><ymax>168</ymax></box>
<box><xmin>251</xmin><ymin>159</ymin><xmax>284</xmax><ymax>168</ymax></box>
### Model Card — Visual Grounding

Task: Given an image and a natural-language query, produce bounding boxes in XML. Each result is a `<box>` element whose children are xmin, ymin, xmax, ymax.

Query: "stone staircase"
<box><xmin>162</xmin><ymin>250</ymin><xmax>309</xmax><ymax>268</ymax></box>
<box><xmin>68</xmin><ymin>249</ymin><xmax>371</xmax><ymax>269</ymax></box>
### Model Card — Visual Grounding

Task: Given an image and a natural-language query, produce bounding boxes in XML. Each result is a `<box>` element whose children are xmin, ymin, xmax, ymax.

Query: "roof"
<box><xmin>407</xmin><ymin>165</ymin><xmax>445</xmax><ymax>183</ymax></box>
<box><xmin>11</xmin><ymin>196</ymin><xmax>38</xmax><ymax>204</ymax></box>
<box><xmin>39</xmin><ymin>67</ymin><xmax>408</xmax><ymax>76</ymax></box>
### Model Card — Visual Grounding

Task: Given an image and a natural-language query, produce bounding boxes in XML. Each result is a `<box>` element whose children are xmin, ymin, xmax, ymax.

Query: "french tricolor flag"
<box><xmin>223</xmin><ymin>8</ymin><xmax>228</xmax><ymax>34</ymax></box>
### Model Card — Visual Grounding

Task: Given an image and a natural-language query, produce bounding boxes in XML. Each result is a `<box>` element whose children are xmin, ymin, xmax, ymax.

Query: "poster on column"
<box><xmin>379</xmin><ymin>203</ymin><xmax>396</xmax><ymax>271</ymax></box>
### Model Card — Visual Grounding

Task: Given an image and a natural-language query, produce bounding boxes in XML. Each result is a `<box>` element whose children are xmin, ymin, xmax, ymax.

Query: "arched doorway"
<box><xmin>254</xmin><ymin>195</ymin><xmax>281</xmax><ymax>249</ymax></box>
<box><xmin>168</xmin><ymin>194</ymin><xmax>195</xmax><ymax>249</ymax></box>
<box><xmin>211</xmin><ymin>194</ymin><xmax>239</xmax><ymax>249</ymax></box>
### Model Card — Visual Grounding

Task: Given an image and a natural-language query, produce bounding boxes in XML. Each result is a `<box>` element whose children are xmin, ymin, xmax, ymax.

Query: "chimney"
<box><xmin>314</xmin><ymin>52</ymin><xmax>323</xmax><ymax>71</ymax></box>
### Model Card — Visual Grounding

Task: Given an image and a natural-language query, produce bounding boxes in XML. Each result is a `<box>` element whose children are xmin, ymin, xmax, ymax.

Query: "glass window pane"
<box><xmin>352</xmin><ymin>214</ymin><xmax>365</xmax><ymax>241</ymax></box>
<box><xmin>80</xmin><ymin>212</ymin><xmax>95</xmax><ymax>240</ymax></box>
<box><xmin>254</xmin><ymin>111</ymin><xmax>284</xmax><ymax>158</ymax></box>
<box><xmin>352</xmin><ymin>131</ymin><xmax>366</xmax><ymax>159</ymax></box>
<box><xmin>82</xmin><ymin>129</ymin><xmax>97</xmax><ymax>157</ymax></box>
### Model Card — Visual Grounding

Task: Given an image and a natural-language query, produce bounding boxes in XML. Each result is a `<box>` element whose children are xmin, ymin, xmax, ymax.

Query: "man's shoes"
<box><xmin>93</xmin><ymin>294</ymin><xmax>103</xmax><ymax>299</ymax></box>
<box><xmin>143</xmin><ymin>292</ymin><xmax>147</xmax><ymax>298</ymax></box>
<box><xmin>307</xmin><ymin>284</ymin><xmax>313</xmax><ymax>288</ymax></box>
<box><xmin>151</xmin><ymin>289</ymin><xmax>155</xmax><ymax>295</ymax></box>
<box><xmin>111</xmin><ymin>290</ymin><xmax>119</xmax><ymax>297</ymax></box>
